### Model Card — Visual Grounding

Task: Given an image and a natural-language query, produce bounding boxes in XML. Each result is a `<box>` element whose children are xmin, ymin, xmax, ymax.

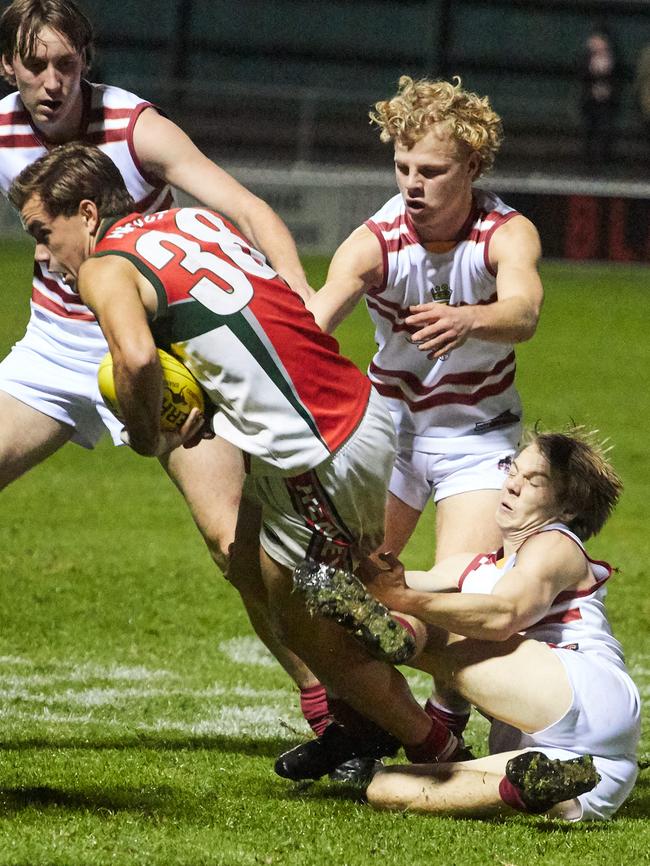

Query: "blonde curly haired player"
<box><xmin>306</xmin><ymin>74</ymin><xmax>545</xmax><ymax>775</ymax></box>
<box><xmin>370</xmin><ymin>75</ymin><xmax>503</xmax><ymax>174</ymax></box>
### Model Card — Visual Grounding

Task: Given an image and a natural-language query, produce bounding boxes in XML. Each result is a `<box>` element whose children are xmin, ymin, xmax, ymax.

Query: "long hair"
<box><xmin>0</xmin><ymin>0</ymin><xmax>94</xmax><ymax>80</ymax></box>
<box><xmin>526</xmin><ymin>427</ymin><xmax>623</xmax><ymax>540</ymax></box>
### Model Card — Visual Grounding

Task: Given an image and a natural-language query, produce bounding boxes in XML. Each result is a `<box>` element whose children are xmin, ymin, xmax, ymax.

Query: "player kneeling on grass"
<box><xmin>10</xmin><ymin>142</ymin><xmax>467</xmax><ymax>769</ymax></box>
<box><xmin>360</xmin><ymin>429</ymin><xmax>640</xmax><ymax>821</ymax></box>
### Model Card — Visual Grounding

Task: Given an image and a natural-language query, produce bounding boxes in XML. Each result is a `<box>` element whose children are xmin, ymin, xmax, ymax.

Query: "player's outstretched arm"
<box><xmin>131</xmin><ymin>108</ymin><xmax>312</xmax><ymax>301</ymax></box>
<box><xmin>405</xmin><ymin>216</ymin><xmax>544</xmax><ymax>358</ymax></box>
<box><xmin>364</xmin><ymin>534</ymin><xmax>584</xmax><ymax>641</ymax></box>
<box><xmin>307</xmin><ymin>224</ymin><xmax>383</xmax><ymax>333</ymax></box>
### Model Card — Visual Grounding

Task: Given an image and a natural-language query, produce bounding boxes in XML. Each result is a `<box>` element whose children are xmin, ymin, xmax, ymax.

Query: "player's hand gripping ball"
<box><xmin>98</xmin><ymin>348</ymin><xmax>205</xmax><ymax>431</ymax></box>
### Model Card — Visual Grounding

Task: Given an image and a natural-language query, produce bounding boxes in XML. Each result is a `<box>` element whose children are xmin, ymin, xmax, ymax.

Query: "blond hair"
<box><xmin>370</xmin><ymin>75</ymin><xmax>503</xmax><ymax>175</ymax></box>
<box><xmin>523</xmin><ymin>426</ymin><xmax>623</xmax><ymax>541</ymax></box>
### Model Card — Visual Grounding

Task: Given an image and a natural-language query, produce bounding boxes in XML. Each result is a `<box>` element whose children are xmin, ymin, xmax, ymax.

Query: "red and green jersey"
<box><xmin>94</xmin><ymin>207</ymin><xmax>371</xmax><ymax>474</ymax></box>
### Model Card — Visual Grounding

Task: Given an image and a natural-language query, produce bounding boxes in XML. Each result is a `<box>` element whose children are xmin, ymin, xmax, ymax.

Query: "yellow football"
<box><xmin>98</xmin><ymin>348</ymin><xmax>205</xmax><ymax>431</ymax></box>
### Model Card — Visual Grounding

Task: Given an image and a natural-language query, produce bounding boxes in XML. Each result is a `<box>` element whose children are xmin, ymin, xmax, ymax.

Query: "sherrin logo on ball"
<box><xmin>98</xmin><ymin>348</ymin><xmax>204</xmax><ymax>431</ymax></box>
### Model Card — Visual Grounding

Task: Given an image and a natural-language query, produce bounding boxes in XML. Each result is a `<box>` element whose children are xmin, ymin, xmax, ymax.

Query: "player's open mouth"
<box><xmin>406</xmin><ymin>199</ymin><xmax>425</xmax><ymax>211</ymax></box>
<box><xmin>40</xmin><ymin>99</ymin><xmax>62</xmax><ymax>113</ymax></box>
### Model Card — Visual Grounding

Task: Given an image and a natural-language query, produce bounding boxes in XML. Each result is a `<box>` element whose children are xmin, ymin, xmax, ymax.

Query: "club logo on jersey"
<box><xmin>430</xmin><ymin>283</ymin><xmax>452</xmax><ymax>304</ymax></box>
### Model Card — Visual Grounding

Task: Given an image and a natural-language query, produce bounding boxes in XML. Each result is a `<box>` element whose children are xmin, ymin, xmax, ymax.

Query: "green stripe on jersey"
<box><xmin>92</xmin><ymin>250</ymin><xmax>169</xmax><ymax>318</ymax></box>
<box><xmin>170</xmin><ymin>299</ymin><xmax>327</xmax><ymax>447</ymax></box>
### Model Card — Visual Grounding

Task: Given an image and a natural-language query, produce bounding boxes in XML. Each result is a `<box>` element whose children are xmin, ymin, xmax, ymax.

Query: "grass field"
<box><xmin>0</xmin><ymin>240</ymin><xmax>648</xmax><ymax>865</ymax></box>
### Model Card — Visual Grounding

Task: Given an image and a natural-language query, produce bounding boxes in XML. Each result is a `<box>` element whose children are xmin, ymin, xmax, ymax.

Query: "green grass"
<box><xmin>0</xmin><ymin>243</ymin><xmax>648</xmax><ymax>865</ymax></box>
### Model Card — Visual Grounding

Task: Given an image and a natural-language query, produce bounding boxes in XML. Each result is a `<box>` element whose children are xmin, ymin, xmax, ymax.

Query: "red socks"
<box><xmin>404</xmin><ymin>718</ymin><xmax>458</xmax><ymax>764</ymax></box>
<box><xmin>498</xmin><ymin>776</ymin><xmax>534</xmax><ymax>813</ymax></box>
<box><xmin>424</xmin><ymin>698</ymin><xmax>470</xmax><ymax>738</ymax></box>
<box><xmin>299</xmin><ymin>684</ymin><xmax>332</xmax><ymax>737</ymax></box>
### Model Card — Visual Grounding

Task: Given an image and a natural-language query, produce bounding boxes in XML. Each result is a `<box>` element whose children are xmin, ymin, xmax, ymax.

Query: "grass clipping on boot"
<box><xmin>293</xmin><ymin>559</ymin><xmax>416</xmax><ymax>664</ymax></box>
<box><xmin>506</xmin><ymin>751</ymin><xmax>601</xmax><ymax>813</ymax></box>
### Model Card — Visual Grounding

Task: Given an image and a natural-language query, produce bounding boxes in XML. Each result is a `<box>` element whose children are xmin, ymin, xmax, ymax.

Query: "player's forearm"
<box><xmin>236</xmin><ymin>199</ymin><xmax>312</xmax><ymax>301</ymax></box>
<box><xmin>115</xmin><ymin>354</ymin><xmax>163</xmax><ymax>456</ymax></box>
<box><xmin>468</xmin><ymin>295</ymin><xmax>540</xmax><ymax>344</ymax></box>
<box><xmin>307</xmin><ymin>285</ymin><xmax>361</xmax><ymax>334</ymax></box>
<box><xmin>391</xmin><ymin>588</ymin><xmax>519</xmax><ymax>641</ymax></box>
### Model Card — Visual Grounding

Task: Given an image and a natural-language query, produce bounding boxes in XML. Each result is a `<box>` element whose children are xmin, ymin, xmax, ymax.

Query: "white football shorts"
<box><xmin>389</xmin><ymin>445</ymin><xmax>515</xmax><ymax>510</ymax></box>
<box><xmin>489</xmin><ymin>648</ymin><xmax>641</xmax><ymax>821</ymax></box>
<box><xmin>251</xmin><ymin>387</ymin><xmax>396</xmax><ymax>570</ymax></box>
<box><xmin>0</xmin><ymin>308</ymin><xmax>123</xmax><ymax>449</ymax></box>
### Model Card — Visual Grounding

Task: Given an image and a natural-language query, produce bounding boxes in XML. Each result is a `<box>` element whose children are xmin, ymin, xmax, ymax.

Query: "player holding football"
<box><xmin>11</xmin><ymin>141</ymin><xmax>470</xmax><ymax>763</ymax></box>
<box><xmin>307</xmin><ymin>75</ymin><xmax>544</xmax><ymax>756</ymax></box>
<box><xmin>362</xmin><ymin>429</ymin><xmax>640</xmax><ymax>821</ymax></box>
<box><xmin>0</xmin><ymin>0</ymin><xmax>325</xmax><ymax>715</ymax></box>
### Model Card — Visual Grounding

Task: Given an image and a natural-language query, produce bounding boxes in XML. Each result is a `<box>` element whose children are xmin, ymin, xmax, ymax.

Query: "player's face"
<box><xmin>394</xmin><ymin>124</ymin><xmax>480</xmax><ymax>237</ymax></box>
<box><xmin>2</xmin><ymin>26</ymin><xmax>84</xmax><ymax>142</ymax></box>
<box><xmin>496</xmin><ymin>445</ymin><xmax>562</xmax><ymax>535</ymax></box>
<box><xmin>21</xmin><ymin>194</ymin><xmax>91</xmax><ymax>285</ymax></box>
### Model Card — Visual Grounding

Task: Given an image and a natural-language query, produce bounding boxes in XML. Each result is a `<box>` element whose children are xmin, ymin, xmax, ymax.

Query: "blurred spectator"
<box><xmin>579</xmin><ymin>25</ymin><xmax>620</xmax><ymax>167</ymax></box>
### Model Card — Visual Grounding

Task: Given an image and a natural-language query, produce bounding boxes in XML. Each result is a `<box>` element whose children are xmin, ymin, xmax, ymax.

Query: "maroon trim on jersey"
<box><xmin>0</xmin><ymin>108</ymin><xmax>31</xmax><ymax>126</ymax></box>
<box><xmin>126</xmin><ymin>101</ymin><xmax>163</xmax><ymax>189</ymax></box>
<box><xmin>455</xmin><ymin>199</ymin><xmax>480</xmax><ymax>242</ymax></box>
<box><xmin>402</xmin><ymin>210</ymin><xmax>423</xmax><ymax>245</ymax></box>
<box><xmin>31</xmin><ymin>287</ymin><xmax>95</xmax><ymax>320</ymax></box>
<box><xmin>369</xmin><ymin>351</ymin><xmax>515</xmax><ymax>397</ymax></box>
<box><xmin>482</xmin><ymin>210</ymin><xmax>520</xmax><ymax>276</ymax></box>
<box><xmin>367</xmin><ymin>292</ymin><xmax>499</xmax><ymax>335</ymax></box>
<box><xmin>0</xmin><ymin>131</ymin><xmax>41</xmax><ymax>147</ymax></box>
<box><xmin>134</xmin><ymin>185</ymin><xmax>173</xmax><ymax>213</ymax></box>
<box><xmin>364</xmin><ymin>220</ymin><xmax>389</xmax><ymax>291</ymax></box>
<box><xmin>517</xmin><ymin>526</ymin><xmax>614</xmax><ymax>603</ymax></box>
<box><xmin>372</xmin><ymin>366</ymin><xmax>515</xmax><ymax>411</ymax></box>
<box><xmin>458</xmin><ymin>553</ymin><xmax>490</xmax><ymax>590</ymax></box>
<box><xmin>553</xmin><ymin>574</ymin><xmax>611</xmax><ymax>603</ymax></box>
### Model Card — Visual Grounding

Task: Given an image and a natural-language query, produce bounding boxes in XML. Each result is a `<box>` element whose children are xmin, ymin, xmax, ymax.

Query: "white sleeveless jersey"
<box><xmin>0</xmin><ymin>81</ymin><xmax>175</xmax><ymax>363</ymax></box>
<box><xmin>364</xmin><ymin>189</ymin><xmax>523</xmax><ymax>455</ymax></box>
<box><xmin>458</xmin><ymin>523</ymin><xmax>626</xmax><ymax>666</ymax></box>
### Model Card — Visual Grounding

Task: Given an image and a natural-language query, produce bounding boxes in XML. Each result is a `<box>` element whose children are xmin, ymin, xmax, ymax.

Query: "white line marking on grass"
<box><xmin>217</xmin><ymin>637</ymin><xmax>277</xmax><ymax>668</ymax></box>
<box><xmin>0</xmin><ymin>685</ymin><xmax>289</xmax><ymax>707</ymax></box>
<box><xmin>0</xmin><ymin>704</ymin><xmax>304</xmax><ymax>739</ymax></box>
<box><xmin>146</xmin><ymin>705</ymin><xmax>303</xmax><ymax>738</ymax></box>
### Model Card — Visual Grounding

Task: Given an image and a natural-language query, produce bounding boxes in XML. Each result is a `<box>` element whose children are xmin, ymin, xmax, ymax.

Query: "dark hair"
<box><xmin>9</xmin><ymin>142</ymin><xmax>134</xmax><ymax>219</ymax></box>
<box><xmin>525</xmin><ymin>428</ymin><xmax>623</xmax><ymax>540</ymax></box>
<box><xmin>0</xmin><ymin>0</ymin><xmax>94</xmax><ymax>81</ymax></box>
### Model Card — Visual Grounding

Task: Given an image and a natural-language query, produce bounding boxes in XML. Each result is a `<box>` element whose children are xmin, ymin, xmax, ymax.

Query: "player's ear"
<box><xmin>468</xmin><ymin>150</ymin><xmax>481</xmax><ymax>180</ymax></box>
<box><xmin>1</xmin><ymin>54</ymin><xmax>17</xmax><ymax>85</ymax></box>
<box><xmin>79</xmin><ymin>199</ymin><xmax>100</xmax><ymax>233</ymax></box>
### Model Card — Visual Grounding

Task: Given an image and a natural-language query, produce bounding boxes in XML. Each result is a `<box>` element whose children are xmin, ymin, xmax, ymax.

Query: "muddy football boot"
<box><xmin>505</xmin><ymin>751</ymin><xmax>601</xmax><ymax>813</ymax></box>
<box><xmin>292</xmin><ymin>559</ymin><xmax>416</xmax><ymax>665</ymax></box>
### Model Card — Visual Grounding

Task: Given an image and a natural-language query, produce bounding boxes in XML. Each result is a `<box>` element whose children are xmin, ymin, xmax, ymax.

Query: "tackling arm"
<box><xmin>307</xmin><ymin>224</ymin><xmax>384</xmax><ymax>333</ymax></box>
<box><xmin>132</xmin><ymin>108</ymin><xmax>312</xmax><ymax>301</ymax></box>
<box><xmin>365</xmin><ymin>533</ymin><xmax>585</xmax><ymax>641</ymax></box>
